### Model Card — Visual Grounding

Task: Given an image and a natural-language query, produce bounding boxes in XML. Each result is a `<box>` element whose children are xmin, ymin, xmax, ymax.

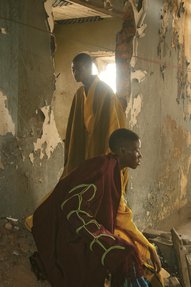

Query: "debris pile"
<box><xmin>0</xmin><ymin>216</ymin><xmax>190</xmax><ymax>287</ymax></box>
<box><xmin>144</xmin><ymin>228</ymin><xmax>191</xmax><ymax>287</ymax></box>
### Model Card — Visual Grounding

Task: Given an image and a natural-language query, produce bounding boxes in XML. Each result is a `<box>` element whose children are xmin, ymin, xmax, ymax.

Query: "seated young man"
<box><xmin>31</xmin><ymin>128</ymin><xmax>163</xmax><ymax>287</ymax></box>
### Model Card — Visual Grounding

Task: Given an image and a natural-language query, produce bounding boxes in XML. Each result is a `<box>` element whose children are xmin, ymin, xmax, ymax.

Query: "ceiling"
<box><xmin>52</xmin><ymin>0</ymin><xmax>112</xmax><ymax>22</ymax></box>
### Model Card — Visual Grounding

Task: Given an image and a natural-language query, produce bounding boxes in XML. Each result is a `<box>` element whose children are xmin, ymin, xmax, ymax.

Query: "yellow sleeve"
<box><xmin>115</xmin><ymin>196</ymin><xmax>154</xmax><ymax>250</ymax></box>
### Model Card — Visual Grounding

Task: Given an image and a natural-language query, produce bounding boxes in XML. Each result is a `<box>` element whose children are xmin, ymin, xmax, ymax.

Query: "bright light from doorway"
<box><xmin>92</xmin><ymin>63</ymin><xmax>116</xmax><ymax>93</ymax></box>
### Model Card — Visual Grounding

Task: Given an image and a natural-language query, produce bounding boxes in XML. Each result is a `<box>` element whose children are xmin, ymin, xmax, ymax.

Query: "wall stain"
<box><xmin>158</xmin><ymin>116</ymin><xmax>191</xmax><ymax>219</ymax></box>
<box><xmin>158</xmin><ymin>0</ymin><xmax>191</xmax><ymax>118</ymax></box>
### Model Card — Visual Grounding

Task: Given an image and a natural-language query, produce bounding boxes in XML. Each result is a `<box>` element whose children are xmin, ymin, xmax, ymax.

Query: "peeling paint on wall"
<box><xmin>0</xmin><ymin>27</ymin><xmax>7</xmax><ymax>34</ymax></box>
<box><xmin>0</xmin><ymin>91</ymin><xmax>15</xmax><ymax>136</ymax></box>
<box><xmin>158</xmin><ymin>0</ymin><xmax>191</xmax><ymax>118</ymax></box>
<box><xmin>115</xmin><ymin>0</ymin><xmax>147</xmax><ymax>110</ymax></box>
<box><xmin>29</xmin><ymin>153</ymin><xmax>35</xmax><ymax>164</ymax></box>
<box><xmin>33</xmin><ymin>105</ymin><xmax>63</xmax><ymax>159</ymax></box>
<box><xmin>0</xmin><ymin>0</ymin><xmax>65</xmax><ymax>219</ymax></box>
<box><xmin>126</xmin><ymin>94</ymin><xmax>142</xmax><ymax>128</ymax></box>
<box><xmin>131</xmin><ymin>69</ymin><xmax>147</xmax><ymax>83</ymax></box>
<box><xmin>115</xmin><ymin>1</ymin><xmax>136</xmax><ymax>103</ymax></box>
<box><xmin>130</xmin><ymin>0</ymin><xmax>147</xmax><ymax>68</ymax></box>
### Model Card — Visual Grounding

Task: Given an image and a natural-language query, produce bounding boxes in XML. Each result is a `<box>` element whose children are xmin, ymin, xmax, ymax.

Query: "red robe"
<box><xmin>32</xmin><ymin>154</ymin><xmax>142</xmax><ymax>287</ymax></box>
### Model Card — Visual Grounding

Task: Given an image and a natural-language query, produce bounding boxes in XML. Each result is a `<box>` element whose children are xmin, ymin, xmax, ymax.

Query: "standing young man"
<box><xmin>63</xmin><ymin>53</ymin><xmax>126</xmax><ymax>177</ymax></box>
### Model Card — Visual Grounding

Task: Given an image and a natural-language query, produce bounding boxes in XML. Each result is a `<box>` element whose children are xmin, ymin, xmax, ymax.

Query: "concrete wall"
<box><xmin>126</xmin><ymin>0</ymin><xmax>191</xmax><ymax>229</ymax></box>
<box><xmin>0</xmin><ymin>0</ymin><xmax>64</xmax><ymax>218</ymax></box>
<box><xmin>0</xmin><ymin>0</ymin><xmax>190</xmax><ymax>227</ymax></box>
<box><xmin>53</xmin><ymin>0</ymin><xmax>191</xmax><ymax>229</ymax></box>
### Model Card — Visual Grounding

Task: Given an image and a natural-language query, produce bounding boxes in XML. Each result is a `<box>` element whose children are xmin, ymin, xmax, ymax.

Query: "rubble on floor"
<box><xmin>0</xmin><ymin>217</ymin><xmax>50</xmax><ymax>287</ymax></box>
<box><xmin>1</xmin><ymin>216</ymin><xmax>191</xmax><ymax>287</ymax></box>
<box><xmin>144</xmin><ymin>228</ymin><xmax>191</xmax><ymax>286</ymax></box>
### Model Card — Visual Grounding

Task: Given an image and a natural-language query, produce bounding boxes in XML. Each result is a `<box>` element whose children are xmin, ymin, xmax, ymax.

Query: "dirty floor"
<box><xmin>0</xmin><ymin>203</ymin><xmax>191</xmax><ymax>287</ymax></box>
<box><xmin>0</xmin><ymin>217</ymin><xmax>50</xmax><ymax>287</ymax></box>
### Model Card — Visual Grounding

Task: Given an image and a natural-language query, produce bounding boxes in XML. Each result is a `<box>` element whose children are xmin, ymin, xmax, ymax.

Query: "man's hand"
<box><xmin>148</xmin><ymin>246</ymin><xmax>162</xmax><ymax>273</ymax></box>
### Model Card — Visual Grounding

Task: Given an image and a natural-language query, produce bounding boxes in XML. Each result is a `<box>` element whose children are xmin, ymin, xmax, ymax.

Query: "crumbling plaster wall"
<box><xmin>126</xmin><ymin>0</ymin><xmax>191</xmax><ymax>229</ymax></box>
<box><xmin>0</xmin><ymin>0</ymin><xmax>64</xmax><ymax>218</ymax></box>
<box><xmin>54</xmin><ymin>0</ymin><xmax>191</xmax><ymax>229</ymax></box>
<box><xmin>53</xmin><ymin>17</ymin><xmax>123</xmax><ymax>139</ymax></box>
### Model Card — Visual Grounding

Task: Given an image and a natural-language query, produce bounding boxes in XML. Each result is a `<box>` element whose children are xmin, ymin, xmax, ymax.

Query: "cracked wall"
<box><xmin>126</xmin><ymin>0</ymin><xmax>191</xmax><ymax>229</ymax></box>
<box><xmin>54</xmin><ymin>0</ymin><xmax>191</xmax><ymax>229</ymax></box>
<box><xmin>4</xmin><ymin>0</ymin><xmax>187</xmax><ymax>227</ymax></box>
<box><xmin>0</xmin><ymin>0</ymin><xmax>64</xmax><ymax>218</ymax></box>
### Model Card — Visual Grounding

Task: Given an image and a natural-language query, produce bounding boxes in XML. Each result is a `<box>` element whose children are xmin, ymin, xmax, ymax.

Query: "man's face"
<box><xmin>121</xmin><ymin>139</ymin><xmax>142</xmax><ymax>169</ymax></box>
<box><xmin>71</xmin><ymin>61</ymin><xmax>88</xmax><ymax>82</ymax></box>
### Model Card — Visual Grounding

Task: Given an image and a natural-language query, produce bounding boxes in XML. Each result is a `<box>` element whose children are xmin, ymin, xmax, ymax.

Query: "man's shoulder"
<box><xmin>72</xmin><ymin>86</ymin><xmax>85</xmax><ymax>103</ymax></box>
<box><xmin>79</xmin><ymin>154</ymin><xmax>118</xmax><ymax>175</ymax></box>
<box><xmin>96</xmin><ymin>79</ymin><xmax>114</xmax><ymax>94</ymax></box>
<box><xmin>68</xmin><ymin>154</ymin><xmax>117</xmax><ymax>178</ymax></box>
<box><xmin>74</xmin><ymin>85</ymin><xmax>84</xmax><ymax>97</ymax></box>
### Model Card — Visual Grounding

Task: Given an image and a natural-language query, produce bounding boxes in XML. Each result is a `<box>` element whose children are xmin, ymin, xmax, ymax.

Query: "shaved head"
<box><xmin>109</xmin><ymin>128</ymin><xmax>141</xmax><ymax>169</ymax></box>
<box><xmin>109</xmin><ymin>128</ymin><xmax>139</xmax><ymax>153</ymax></box>
<box><xmin>71</xmin><ymin>53</ymin><xmax>93</xmax><ymax>83</ymax></box>
<box><xmin>72</xmin><ymin>53</ymin><xmax>93</xmax><ymax>66</ymax></box>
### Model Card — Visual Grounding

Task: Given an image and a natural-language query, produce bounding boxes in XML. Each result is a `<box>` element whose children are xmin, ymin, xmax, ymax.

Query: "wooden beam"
<box><xmin>71</xmin><ymin>0</ymin><xmax>123</xmax><ymax>17</ymax></box>
<box><xmin>169</xmin><ymin>276</ymin><xmax>182</xmax><ymax>287</ymax></box>
<box><xmin>186</xmin><ymin>254</ymin><xmax>191</xmax><ymax>282</ymax></box>
<box><xmin>171</xmin><ymin>228</ymin><xmax>191</xmax><ymax>287</ymax></box>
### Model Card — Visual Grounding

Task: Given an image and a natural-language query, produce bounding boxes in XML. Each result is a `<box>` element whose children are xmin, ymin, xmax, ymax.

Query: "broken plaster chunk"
<box><xmin>12</xmin><ymin>250</ymin><xmax>19</xmax><ymax>256</ymax></box>
<box><xmin>29</xmin><ymin>153</ymin><xmax>35</xmax><ymax>164</ymax></box>
<box><xmin>4</xmin><ymin>222</ymin><xmax>13</xmax><ymax>230</ymax></box>
<box><xmin>137</xmin><ymin>23</ymin><xmax>147</xmax><ymax>38</ymax></box>
<box><xmin>0</xmin><ymin>27</ymin><xmax>7</xmax><ymax>34</ymax></box>
<box><xmin>131</xmin><ymin>69</ymin><xmax>147</xmax><ymax>83</ymax></box>
<box><xmin>0</xmin><ymin>91</ymin><xmax>15</xmax><ymax>135</ymax></box>
<box><xmin>33</xmin><ymin>105</ymin><xmax>63</xmax><ymax>159</ymax></box>
<box><xmin>6</xmin><ymin>216</ymin><xmax>18</xmax><ymax>223</ymax></box>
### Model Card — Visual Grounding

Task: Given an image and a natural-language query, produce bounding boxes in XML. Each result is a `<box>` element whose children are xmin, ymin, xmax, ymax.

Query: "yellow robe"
<box><xmin>63</xmin><ymin>76</ymin><xmax>126</xmax><ymax>177</ymax></box>
<box><xmin>114</xmin><ymin>196</ymin><xmax>153</xmax><ymax>263</ymax></box>
<box><xmin>114</xmin><ymin>187</ymin><xmax>165</xmax><ymax>286</ymax></box>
